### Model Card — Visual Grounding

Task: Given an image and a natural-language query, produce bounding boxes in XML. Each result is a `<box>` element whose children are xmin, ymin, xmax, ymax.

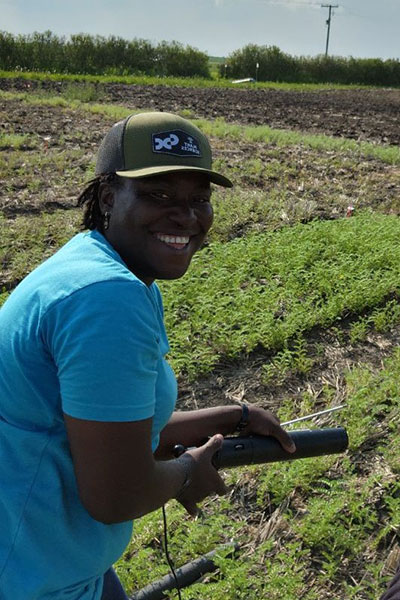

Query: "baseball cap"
<box><xmin>95</xmin><ymin>112</ymin><xmax>232</xmax><ymax>188</ymax></box>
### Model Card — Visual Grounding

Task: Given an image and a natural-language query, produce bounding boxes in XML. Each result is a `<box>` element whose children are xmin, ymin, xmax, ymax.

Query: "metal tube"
<box><xmin>282</xmin><ymin>404</ymin><xmax>346</xmax><ymax>426</ymax></box>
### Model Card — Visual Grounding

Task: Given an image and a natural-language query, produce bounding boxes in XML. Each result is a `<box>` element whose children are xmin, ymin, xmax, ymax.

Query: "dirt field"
<box><xmin>1</xmin><ymin>77</ymin><xmax>400</xmax><ymax>145</ymax></box>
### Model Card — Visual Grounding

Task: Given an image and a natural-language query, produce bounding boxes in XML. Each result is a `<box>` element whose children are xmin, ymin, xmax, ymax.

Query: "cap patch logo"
<box><xmin>152</xmin><ymin>130</ymin><xmax>202</xmax><ymax>157</ymax></box>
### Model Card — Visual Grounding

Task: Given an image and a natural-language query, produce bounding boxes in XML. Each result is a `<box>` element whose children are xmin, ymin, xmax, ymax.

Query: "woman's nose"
<box><xmin>168</xmin><ymin>201</ymin><xmax>197</xmax><ymax>226</ymax></box>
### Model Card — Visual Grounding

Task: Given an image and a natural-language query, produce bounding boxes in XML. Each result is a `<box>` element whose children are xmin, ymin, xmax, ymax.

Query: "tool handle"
<box><xmin>212</xmin><ymin>427</ymin><xmax>348</xmax><ymax>469</ymax></box>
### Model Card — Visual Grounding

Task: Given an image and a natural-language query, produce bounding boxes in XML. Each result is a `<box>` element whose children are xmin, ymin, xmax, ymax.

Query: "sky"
<box><xmin>0</xmin><ymin>0</ymin><xmax>399</xmax><ymax>60</ymax></box>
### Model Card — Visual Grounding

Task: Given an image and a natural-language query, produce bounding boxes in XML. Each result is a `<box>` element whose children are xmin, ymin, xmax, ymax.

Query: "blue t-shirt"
<box><xmin>0</xmin><ymin>231</ymin><xmax>177</xmax><ymax>599</ymax></box>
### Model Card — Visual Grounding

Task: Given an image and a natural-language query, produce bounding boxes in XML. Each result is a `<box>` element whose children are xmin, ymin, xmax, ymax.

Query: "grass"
<box><xmin>0</xmin><ymin>211</ymin><xmax>81</xmax><ymax>293</ymax></box>
<box><xmin>0</xmin><ymin>132</ymin><xmax>37</xmax><ymax>150</ymax></box>
<box><xmin>0</xmin><ymin>68</ymin><xmax>385</xmax><ymax>91</ymax></box>
<box><xmin>1</xmin><ymin>90</ymin><xmax>400</xmax><ymax>599</ymax></box>
<box><xmin>198</xmin><ymin>118</ymin><xmax>400</xmax><ymax>165</ymax></box>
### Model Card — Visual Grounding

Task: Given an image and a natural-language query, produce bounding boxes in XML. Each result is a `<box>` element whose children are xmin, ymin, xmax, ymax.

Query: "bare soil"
<box><xmin>1</xmin><ymin>77</ymin><xmax>400</xmax><ymax>145</ymax></box>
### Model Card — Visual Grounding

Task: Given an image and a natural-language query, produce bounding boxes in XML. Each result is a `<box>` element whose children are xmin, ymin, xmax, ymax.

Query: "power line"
<box><xmin>321</xmin><ymin>4</ymin><xmax>338</xmax><ymax>56</ymax></box>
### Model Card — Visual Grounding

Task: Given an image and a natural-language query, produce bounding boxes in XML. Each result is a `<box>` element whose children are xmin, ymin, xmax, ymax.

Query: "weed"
<box><xmin>262</xmin><ymin>336</ymin><xmax>314</xmax><ymax>385</ymax></box>
<box><xmin>349</xmin><ymin>318</ymin><xmax>370</xmax><ymax>344</ymax></box>
<box><xmin>0</xmin><ymin>133</ymin><xmax>37</xmax><ymax>150</ymax></box>
<box><xmin>63</xmin><ymin>82</ymin><xmax>103</xmax><ymax>103</ymax></box>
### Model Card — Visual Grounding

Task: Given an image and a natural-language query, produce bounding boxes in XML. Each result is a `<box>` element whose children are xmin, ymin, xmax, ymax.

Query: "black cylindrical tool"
<box><xmin>212</xmin><ymin>427</ymin><xmax>348</xmax><ymax>469</ymax></box>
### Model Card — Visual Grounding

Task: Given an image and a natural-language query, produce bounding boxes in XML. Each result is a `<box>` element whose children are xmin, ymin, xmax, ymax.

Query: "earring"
<box><xmin>103</xmin><ymin>211</ymin><xmax>111</xmax><ymax>230</ymax></box>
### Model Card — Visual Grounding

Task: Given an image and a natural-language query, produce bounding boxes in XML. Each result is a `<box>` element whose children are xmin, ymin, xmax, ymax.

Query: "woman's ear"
<box><xmin>98</xmin><ymin>182</ymin><xmax>115</xmax><ymax>215</ymax></box>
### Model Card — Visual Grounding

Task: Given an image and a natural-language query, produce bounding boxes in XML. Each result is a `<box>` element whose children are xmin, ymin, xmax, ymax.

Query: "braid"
<box><xmin>77</xmin><ymin>173</ymin><xmax>120</xmax><ymax>231</ymax></box>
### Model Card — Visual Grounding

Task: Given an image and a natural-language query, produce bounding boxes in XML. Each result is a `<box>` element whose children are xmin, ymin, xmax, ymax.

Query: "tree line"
<box><xmin>1</xmin><ymin>32</ymin><xmax>399</xmax><ymax>86</ymax></box>
<box><xmin>222</xmin><ymin>44</ymin><xmax>400</xmax><ymax>87</ymax></box>
<box><xmin>0</xmin><ymin>31</ymin><xmax>210</xmax><ymax>78</ymax></box>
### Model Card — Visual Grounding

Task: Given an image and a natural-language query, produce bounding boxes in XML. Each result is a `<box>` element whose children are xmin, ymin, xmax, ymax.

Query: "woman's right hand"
<box><xmin>175</xmin><ymin>434</ymin><xmax>227</xmax><ymax>516</ymax></box>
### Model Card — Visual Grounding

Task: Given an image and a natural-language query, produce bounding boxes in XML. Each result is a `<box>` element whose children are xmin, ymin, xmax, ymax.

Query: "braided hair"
<box><xmin>77</xmin><ymin>173</ymin><xmax>123</xmax><ymax>232</ymax></box>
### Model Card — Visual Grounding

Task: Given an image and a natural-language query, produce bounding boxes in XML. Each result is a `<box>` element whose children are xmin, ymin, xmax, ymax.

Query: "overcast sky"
<box><xmin>1</xmin><ymin>0</ymin><xmax>398</xmax><ymax>60</ymax></box>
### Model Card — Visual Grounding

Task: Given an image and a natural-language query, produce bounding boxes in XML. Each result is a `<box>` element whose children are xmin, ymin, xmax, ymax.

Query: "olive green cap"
<box><xmin>95</xmin><ymin>112</ymin><xmax>232</xmax><ymax>188</ymax></box>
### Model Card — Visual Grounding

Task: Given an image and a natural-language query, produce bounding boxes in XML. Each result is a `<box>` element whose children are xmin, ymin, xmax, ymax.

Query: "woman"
<box><xmin>0</xmin><ymin>112</ymin><xmax>295</xmax><ymax>599</ymax></box>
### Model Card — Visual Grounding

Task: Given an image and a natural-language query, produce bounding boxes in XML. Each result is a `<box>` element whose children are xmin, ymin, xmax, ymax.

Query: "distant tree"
<box><xmin>221</xmin><ymin>43</ymin><xmax>400</xmax><ymax>86</ymax></box>
<box><xmin>0</xmin><ymin>31</ymin><xmax>211</xmax><ymax>78</ymax></box>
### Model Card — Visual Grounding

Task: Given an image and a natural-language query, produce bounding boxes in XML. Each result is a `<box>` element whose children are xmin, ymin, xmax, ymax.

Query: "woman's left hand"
<box><xmin>238</xmin><ymin>405</ymin><xmax>296</xmax><ymax>454</ymax></box>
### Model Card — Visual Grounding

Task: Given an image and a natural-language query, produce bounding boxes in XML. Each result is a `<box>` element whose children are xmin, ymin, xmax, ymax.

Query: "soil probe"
<box><xmin>282</xmin><ymin>404</ymin><xmax>346</xmax><ymax>427</ymax></box>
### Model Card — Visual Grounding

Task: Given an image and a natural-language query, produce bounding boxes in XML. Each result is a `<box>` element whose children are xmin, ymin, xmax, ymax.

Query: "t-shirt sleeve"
<box><xmin>42</xmin><ymin>280</ymin><xmax>160</xmax><ymax>422</ymax></box>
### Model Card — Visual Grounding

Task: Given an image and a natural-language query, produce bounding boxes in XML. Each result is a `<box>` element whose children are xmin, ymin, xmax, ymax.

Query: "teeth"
<box><xmin>157</xmin><ymin>234</ymin><xmax>189</xmax><ymax>244</ymax></box>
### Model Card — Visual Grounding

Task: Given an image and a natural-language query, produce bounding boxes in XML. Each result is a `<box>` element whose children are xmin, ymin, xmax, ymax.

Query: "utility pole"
<box><xmin>321</xmin><ymin>4</ymin><xmax>338</xmax><ymax>57</ymax></box>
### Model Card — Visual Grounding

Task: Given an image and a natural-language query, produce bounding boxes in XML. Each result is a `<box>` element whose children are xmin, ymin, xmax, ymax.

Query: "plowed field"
<box><xmin>1</xmin><ymin>77</ymin><xmax>399</xmax><ymax>144</ymax></box>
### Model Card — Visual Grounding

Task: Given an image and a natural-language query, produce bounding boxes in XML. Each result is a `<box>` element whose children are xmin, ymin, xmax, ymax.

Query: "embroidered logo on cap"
<box><xmin>152</xmin><ymin>130</ymin><xmax>202</xmax><ymax>157</ymax></box>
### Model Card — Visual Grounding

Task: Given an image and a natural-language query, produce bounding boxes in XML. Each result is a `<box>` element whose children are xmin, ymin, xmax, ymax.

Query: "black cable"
<box><xmin>162</xmin><ymin>505</ymin><xmax>182</xmax><ymax>600</ymax></box>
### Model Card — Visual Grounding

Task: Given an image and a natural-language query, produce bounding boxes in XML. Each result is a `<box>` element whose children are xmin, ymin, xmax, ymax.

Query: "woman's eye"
<box><xmin>194</xmin><ymin>196</ymin><xmax>211</xmax><ymax>204</ymax></box>
<box><xmin>150</xmin><ymin>192</ymin><xmax>172</xmax><ymax>202</ymax></box>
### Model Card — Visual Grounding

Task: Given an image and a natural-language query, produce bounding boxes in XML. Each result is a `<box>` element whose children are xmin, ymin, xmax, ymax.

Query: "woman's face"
<box><xmin>100</xmin><ymin>171</ymin><xmax>213</xmax><ymax>285</ymax></box>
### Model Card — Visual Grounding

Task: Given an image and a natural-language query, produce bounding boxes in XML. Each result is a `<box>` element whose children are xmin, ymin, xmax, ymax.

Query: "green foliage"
<box><xmin>222</xmin><ymin>43</ymin><xmax>400</xmax><ymax>86</ymax></box>
<box><xmin>0</xmin><ymin>211</ymin><xmax>81</xmax><ymax>288</ymax></box>
<box><xmin>161</xmin><ymin>213</ymin><xmax>400</xmax><ymax>378</ymax></box>
<box><xmin>0</xmin><ymin>132</ymin><xmax>37</xmax><ymax>150</ymax></box>
<box><xmin>257</xmin><ymin>454</ymin><xmax>336</xmax><ymax>505</ymax></box>
<box><xmin>349</xmin><ymin>301</ymin><xmax>400</xmax><ymax>344</ymax></box>
<box><xmin>345</xmin><ymin>348</ymin><xmax>400</xmax><ymax>448</ymax></box>
<box><xmin>296</xmin><ymin>478</ymin><xmax>379</xmax><ymax>560</ymax></box>
<box><xmin>262</xmin><ymin>336</ymin><xmax>314</xmax><ymax>384</ymax></box>
<box><xmin>2</xmin><ymin>92</ymin><xmax>400</xmax><ymax>599</ymax></box>
<box><xmin>116</xmin><ymin>348</ymin><xmax>400</xmax><ymax>597</ymax></box>
<box><xmin>1</xmin><ymin>67</ymin><xmax>386</xmax><ymax>91</ymax></box>
<box><xmin>0</xmin><ymin>288</ymin><xmax>9</xmax><ymax>307</ymax></box>
<box><xmin>222</xmin><ymin>44</ymin><xmax>300</xmax><ymax>83</ymax></box>
<box><xmin>62</xmin><ymin>82</ymin><xmax>104</xmax><ymax>102</ymax></box>
<box><xmin>0</xmin><ymin>31</ymin><xmax>210</xmax><ymax>78</ymax></box>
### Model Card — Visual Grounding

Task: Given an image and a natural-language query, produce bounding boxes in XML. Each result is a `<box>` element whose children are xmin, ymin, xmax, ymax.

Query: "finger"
<box><xmin>204</xmin><ymin>433</ymin><xmax>224</xmax><ymax>455</ymax></box>
<box><xmin>270</xmin><ymin>424</ymin><xmax>296</xmax><ymax>453</ymax></box>
<box><xmin>179</xmin><ymin>499</ymin><xmax>199</xmax><ymax>517</ymax></box>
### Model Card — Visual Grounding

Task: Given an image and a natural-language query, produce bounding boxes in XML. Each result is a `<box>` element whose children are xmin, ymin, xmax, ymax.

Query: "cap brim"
<box><xmin>115</xmin><ymin>165</ymin><xmax>233</xmax><ymax>188</ymax></box>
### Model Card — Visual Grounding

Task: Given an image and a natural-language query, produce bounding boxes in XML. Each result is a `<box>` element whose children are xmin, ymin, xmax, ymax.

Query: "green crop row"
<box><xmin>160</xmin><ymin>213</ymin><xmax>400</xmax><ymax>377</ymax></box>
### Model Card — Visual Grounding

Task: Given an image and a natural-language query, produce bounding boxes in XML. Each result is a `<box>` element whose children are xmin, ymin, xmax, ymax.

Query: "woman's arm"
<box><xmin>155</xmin><ymin>404</ymin><xmax>296</xmax><ymax>460</ymax></box>
<box><xmin>64</xmin><ymin>413</ymin><xmax>226</xmax><ymax>523</ymax></box>
<box><xmin>155</xmin><ymin>405</ymin><xmax>242</xmax><ymax>459</ymax></box>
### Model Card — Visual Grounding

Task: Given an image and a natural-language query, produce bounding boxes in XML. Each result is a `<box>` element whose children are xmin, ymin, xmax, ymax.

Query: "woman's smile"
<box><xmin>154</xmin><ymin>233</ymin><xmax>191</xmax><ymax>250</ymax></box>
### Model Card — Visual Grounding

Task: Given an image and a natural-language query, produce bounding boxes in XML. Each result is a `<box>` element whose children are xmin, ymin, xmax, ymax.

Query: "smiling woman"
<box><xmin>98</xmin><ymin>172</ymin><xmax>214</xmax><ymax>284</ymax></box>
<box><xmin>0</xmin><ymin>111</ymin><xmax>295</xmax><ymax>600</ymax></box>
